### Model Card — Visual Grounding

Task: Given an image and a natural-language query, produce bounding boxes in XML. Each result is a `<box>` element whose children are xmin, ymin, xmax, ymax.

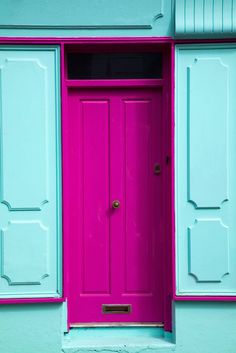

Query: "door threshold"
<box><xmin>70</xmin><ymin>322</ymin><xmax>164</xmax><ymax>328</ymax></box>
<box><xmin>63</xmin><ymin>325</ymin><xmax>175</xmax><ymax>353</ymax></box>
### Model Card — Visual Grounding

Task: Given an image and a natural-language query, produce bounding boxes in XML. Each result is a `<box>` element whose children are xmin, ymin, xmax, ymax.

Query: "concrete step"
<box><xmin>62</xmin><ymin>327</ymin><xmax>176</xmax><ymax>353</ymax></box>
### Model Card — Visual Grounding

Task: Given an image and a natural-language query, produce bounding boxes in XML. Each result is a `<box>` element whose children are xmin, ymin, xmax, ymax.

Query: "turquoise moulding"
<box><xmin>0</xmin><ymin>46</ymin><xmax>62</xmax><ymax>298</ymax></box>
<box><xmin>0</xmin><ymin>0</ymin><xmax>173</xmax><ymax>37</ymax></box>
<box><xmin>175</xmin><ymin>44</ymin><xmax>236</xmax><ymax>296</ymax></box>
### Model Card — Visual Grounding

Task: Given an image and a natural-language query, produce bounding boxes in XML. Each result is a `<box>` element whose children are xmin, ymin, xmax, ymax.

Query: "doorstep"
<box><xmin>62</xmin><ymin>327</ymin><xmax>176</xmax><ymax>353</ymax></box>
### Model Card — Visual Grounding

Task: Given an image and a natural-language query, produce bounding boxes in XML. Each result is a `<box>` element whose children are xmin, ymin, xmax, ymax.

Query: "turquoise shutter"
<box><xmin>175</xmin><ymin>44</ymin><xmax>236</xmax><ymax>296</ymax></box>
<box><xmin>0</xmin><ymin>46</ymin><xmax>61</xmax><ymax>298</ymax></box>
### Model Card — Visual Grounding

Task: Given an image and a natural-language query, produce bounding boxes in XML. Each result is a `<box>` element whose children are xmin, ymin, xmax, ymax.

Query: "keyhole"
<box><xmin>154</xmin><ymin>164</ymin><xmax>161</xmax><ymax>175</ymax></box>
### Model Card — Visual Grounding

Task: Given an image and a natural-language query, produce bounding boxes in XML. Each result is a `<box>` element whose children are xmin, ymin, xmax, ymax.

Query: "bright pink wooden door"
<box><xmin>67</xmin><ymin>87</ymin><xmax>164</xmax><ymax>323</ymax></box>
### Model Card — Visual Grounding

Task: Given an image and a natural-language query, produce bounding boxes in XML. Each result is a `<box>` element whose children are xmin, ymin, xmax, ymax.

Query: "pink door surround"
<box><xmin>66</xmin><ymin>84</ymin><xmax>164</xmax><ymax>324</ymax></box>
<box><xmin>61</xmin><ymin>39</ymin><xmax>173</xmax><ymax>331</ymax></box>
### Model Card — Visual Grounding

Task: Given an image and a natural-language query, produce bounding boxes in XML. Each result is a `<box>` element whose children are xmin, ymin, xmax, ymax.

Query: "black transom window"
<box><xmin>67</xmin><ymin>52</ymin><xmax>162</xmax><ymax>79</ymax></box>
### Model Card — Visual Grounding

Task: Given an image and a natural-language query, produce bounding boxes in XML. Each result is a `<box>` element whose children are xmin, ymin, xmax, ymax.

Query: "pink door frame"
<box><xmin>62</xmin><ymin>40</ymin><xmax>174</xmax><ymax>330</ymax></box>
<box><xmin>0</xmin><ymin>37</ymin><xmax>174</xmax><ymax>331</ymax></box>
<box><xmin>66</xmin><ymin>84</ymin><xmax>164</xmax><ymax>324</ymax></box>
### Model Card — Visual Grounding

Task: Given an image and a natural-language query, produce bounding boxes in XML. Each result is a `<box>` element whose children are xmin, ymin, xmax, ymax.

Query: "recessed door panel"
<box><xmin>124</xmin><ymin>99</ymin><xmax>156</xmax><ymax>294</ymax></box>
<box><xmin>67</xmin><ymin>88</ymin><xmax>163</xmax><ymax>323</ymax></box>
<box><xmin>82</xmin><ymin>99</ymin><xmax>110</xmax><ymax>294</ymax></box>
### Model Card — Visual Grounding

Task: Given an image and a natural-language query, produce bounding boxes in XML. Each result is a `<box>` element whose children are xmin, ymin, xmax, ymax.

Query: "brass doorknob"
<box><xmin>112</xmin><ymin>200</ymin><xmax>120</xmax><ymax>209</ymax></box>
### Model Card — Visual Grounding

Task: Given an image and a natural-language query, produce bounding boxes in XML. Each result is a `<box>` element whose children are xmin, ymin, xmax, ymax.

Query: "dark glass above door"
<box><xmin>67</xmin><ymin>52</ymin><xmax>162</xmax><ymax>79</ymax></box>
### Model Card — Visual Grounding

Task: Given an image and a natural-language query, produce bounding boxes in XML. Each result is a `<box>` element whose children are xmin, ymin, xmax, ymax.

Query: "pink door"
<box><xmin>67</xmin><ymin>86</ymin><xmax>164</xmax><ymax>324</ymax></box>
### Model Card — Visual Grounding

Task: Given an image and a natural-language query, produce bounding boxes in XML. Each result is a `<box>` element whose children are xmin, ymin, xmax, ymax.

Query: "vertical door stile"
<box><xmin>110</xmin><ymin>92</ymin><xmax>125</xmax><ymax>302</ymax></box>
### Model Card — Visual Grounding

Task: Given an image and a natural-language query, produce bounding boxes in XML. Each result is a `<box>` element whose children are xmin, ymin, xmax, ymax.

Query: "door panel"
<box><xmin>67</xmin><ymin>88</ymin><xmax>163</xmax><ymax>323</ymax></box>
<box><xmin>82</xmin><ymin>100</ymin><xmax>110</xmax><ymax>294</ymax></box>
<box><xmin>124</xmin><ymin>99</ymin><xmax>156</xmax><ymax>294</ymax></box>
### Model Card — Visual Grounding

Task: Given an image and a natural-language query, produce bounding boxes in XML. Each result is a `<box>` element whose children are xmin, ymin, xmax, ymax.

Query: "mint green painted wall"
<box><xmin>0</xmin><ymin>3</ymin><xmax>235</xmax><ymax>353</ymax></box>
<box><xmin>174</xmin><ymin>301</ymin><xmax>236</xmax><ymax>353</ymax></box>
<box><xmin>0</xmin><ymin>0</ymin><xmax>174</xmax><ymax>37</ymax></box>
<box><xmin>0</xmin><ymin>304</ymin><xmax>63</xmax><ymax>353</ymax></box>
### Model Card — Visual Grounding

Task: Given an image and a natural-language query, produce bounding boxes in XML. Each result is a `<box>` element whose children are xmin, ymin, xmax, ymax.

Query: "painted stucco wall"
<box><xmin>0</xmin><ymin>0</ymin><xmax>174</xmax><ymax>37</ymax></box>
<box><xmin>0</xmin><ymin>304</ymin><xmax>64</xmax><ymax>353</ymax></box>
<box><xmin>0</xmin><ymin>1</ymin><xmax>236</xmax><ymax>353</ymax></box>
<box><xmin>174</xmin><ymin>302</ymin><xmax>236</xmax><ymax>353</ymax></box>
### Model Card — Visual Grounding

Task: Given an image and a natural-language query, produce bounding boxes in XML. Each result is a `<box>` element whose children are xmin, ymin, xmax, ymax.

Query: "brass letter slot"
<box><xmin>102</xmin><ymin>304</ymin><xmax>131</xmax><ymax>314</ymax></box>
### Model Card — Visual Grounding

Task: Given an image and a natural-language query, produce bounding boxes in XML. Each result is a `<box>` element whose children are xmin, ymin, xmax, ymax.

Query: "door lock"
<box><xmin>154</xmin><ymin>164</ymin><xmax>161</xmax><ymax>175</ymax></box>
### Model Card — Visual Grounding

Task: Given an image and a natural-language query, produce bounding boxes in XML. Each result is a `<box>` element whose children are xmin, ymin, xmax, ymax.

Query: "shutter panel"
<box><xmin>0</xmin><ymin>46</ymin><xmax>61</xmax><ymax>298</ymax></box>
<box><xmin>175</xmin><ymin>44</ymin><xmax>236</xmax><ymax>296</ymax></box>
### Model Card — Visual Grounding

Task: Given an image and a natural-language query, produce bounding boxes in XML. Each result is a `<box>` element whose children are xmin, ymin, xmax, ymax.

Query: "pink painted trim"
<box><xmin>61</xmin><ymin>42</ymin><xmax>66</xmax><ymax>302</ymax></box>
<box><xmin>171</xmin><ymin>42</ymin><xmax>176</xmax><ymax>307</ymax></box>
<box><xmin>0</xmin><ymin>298</ymin><xmax>64</xmax><ymax>304</ymax></box>
<box><xmin>162</xmin><ymin>41</ymin><xmax>175</xmax><ymax>332</ymax></box>
<box><xmin>62</xmin><ymin>39</ymin><xmax>173</xmax><ymax>329</ymax></box>
<box><xmin>175</xmin><ymin>38</ymin><xmax>236</xmax><ymax>44</ymax></box>
<box><xmin>0</xmin><ymin>37</ymin><xmax>174</xmax><ymax>45</ymax></box>
<box><xmin>0</xmin><ymin>36</ymin><xmax>235</xmax><ymax>46</ymax></box>
<box><xmin>0</xmin><ymin>40</ymin><xmax>66</xmax><ymax>306</ymax></box>
<box><xmin>155</xmin><ymin>43</ymin><xmax>172</xmax><ymax>332</ymax></box>
<box><xmin>66</xmin><ymin>79</ymin><xmax>165</xmax><ymax>88</ymax></box>
<box><xmin>1</xmin><ymin>36</ymin><xmax>236</xmax><ymax>46</ymax></box>
<box><xmin>172</xmin><ymin>38</ymin><xmax>236</xmax><ymax>303</ymax></box>
<box><xmin>174</xmin><ymin>295</ymin><xmax>236</xmax><ymax>301</ymax></box>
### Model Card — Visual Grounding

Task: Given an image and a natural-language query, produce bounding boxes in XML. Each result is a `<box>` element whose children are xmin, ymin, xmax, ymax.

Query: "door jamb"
<box><xmin>62</xmin><ymin>39</ymin><xmax>174</xmax><ymax>331</ymax></box>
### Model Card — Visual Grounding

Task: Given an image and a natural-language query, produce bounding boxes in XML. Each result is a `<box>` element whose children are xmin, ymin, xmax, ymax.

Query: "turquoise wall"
<box><xmin>3</xmin><ymin>0</ymin><xmax>236</xmax><ymax>38</ymax></box>
<box><xmin>0</xmin><ymin>1</ymin><xmax>236</xmax><ymax>353</ymax></box>
<box><xmin>174</xmin><ymin>302</ymin><xmax>236</xmax><ymax>353</ymax></box>
<box><xmin>0</xmin><ymin>0</ymin><xmax>174</xmax><ymax>37</ymax></box>
<box><xmin>0</xmin><ymin>304</ymin><xmax>63</xmax><ymax>353</ymax></box>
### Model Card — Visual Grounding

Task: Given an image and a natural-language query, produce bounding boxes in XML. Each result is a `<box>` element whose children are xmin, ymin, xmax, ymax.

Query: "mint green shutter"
<box><xmin>0</xmin><ymin>46</ymin><xmax>61</xmax><ymax>298</ymax></box>
<box><xmin>175</xmin><ymin>44</ymin><xmax>236</xmax><ymax>296</ymax></box>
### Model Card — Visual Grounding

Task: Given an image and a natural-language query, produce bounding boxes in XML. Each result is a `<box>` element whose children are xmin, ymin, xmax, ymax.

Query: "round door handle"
<box><xmin>112</xmin><ymin>200</ymin><xmax>120</xmax><ymax>209</ymax></box>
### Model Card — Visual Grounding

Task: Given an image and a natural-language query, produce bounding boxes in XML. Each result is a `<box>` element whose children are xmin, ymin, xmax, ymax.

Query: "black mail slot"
<box><xmin>102</xmin><ymin>304</ymin><xmax>131</xmax><ymax>314</ymax></box>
